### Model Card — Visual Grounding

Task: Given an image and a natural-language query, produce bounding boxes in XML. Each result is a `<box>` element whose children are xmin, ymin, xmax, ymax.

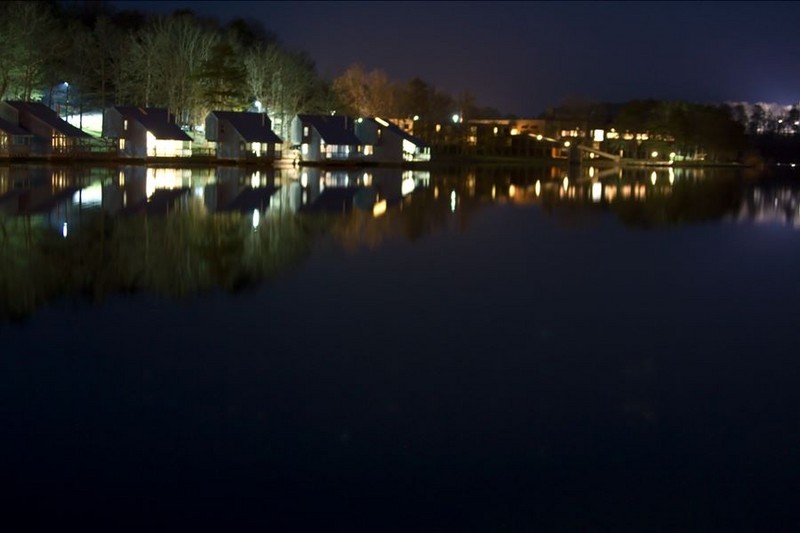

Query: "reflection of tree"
<box><xmin>533</xmin><ymin>171</ymin><xmax>746</xmax><ymax>229</ymax></box>
<box><xmin>2</xmin><ymin>165</ymin><xmax>766</xmax><ymax>320</ymax></box>
<box><xmin>613</xmin><ymin>176</ymin><xmax>744</xmax><ymax>228</ymax></box>
<box><xmin>0</xmin><ymin>202</ymin><xmax>313</xmax><ymax>320</ymax></box>
<box><xmin>324</xmin><ymin>210</ymin><xmax>395</xmax><ymax>252</ymax></box>
<box><xmin>324</xmin><ymin>168</ymin><xmax>486</xmax><ymax>250</ymax></box>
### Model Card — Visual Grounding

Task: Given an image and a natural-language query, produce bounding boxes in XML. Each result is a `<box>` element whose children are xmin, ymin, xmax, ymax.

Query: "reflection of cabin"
<box><xmin>355</xmin><ymin>117</ymin><xmax>431</xmax><ymax>164</ymax></box>
<box><xmin>290</xmin><ymin>114</ymin><xmax>362</xmax><ymax>164</ymax></box>
<box><xmin>0</xmin><ymin>116</ymin><xmax>33</xmax><ymax>158</ymax></box>
<box><xmin>0</xmin><ymin>101</ymin><xmax>92</xmax><ymax>156</ymax></box>
<box><xmin>205</xmin><ymin>111</ymin><xmax>282</xmax><ymax>162</ymax></box>
<box><xmin>103</xmin><ymin>106</ymin><xmax>192</xmax><ymax>159</ymax></box>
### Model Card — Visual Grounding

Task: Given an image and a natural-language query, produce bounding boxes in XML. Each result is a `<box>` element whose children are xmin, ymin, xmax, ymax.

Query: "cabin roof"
<box><xmin>210</xmin><ymin>111</ymin><xmax>282</xmax><ymax>143</ymax></box>
<box><xmin>0</xmin><ymin>116</ymin><xmax>32</xmax><ymax>136</ymax></box>
<box><xmin>5</xmin><ymin>101</ymin><xmax>91</xmax><ymax>138</ymax></box>
<box><xmin>112</xmin><ymin>106</ymin><xmax>192</xmax><ymax>141</ymax></box>
<box><xmin>369</xmin><ymin>117</ymin><xmax>430</xmax><ymax>147</ymax></box>
<box><xmin>297</xmin><ymin>114</ymin><xmax>362</xmax><ymax>145</ymax></box>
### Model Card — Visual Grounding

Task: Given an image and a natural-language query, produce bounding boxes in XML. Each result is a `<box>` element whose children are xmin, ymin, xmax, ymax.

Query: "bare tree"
<box><xmin>332</xmin><ymin>64</ymin><xmax>398</xmax><ymax>117</ymax></box>
<box><xmin>0</xmin><ymin>1</ymin><xmax>66</xmax><ymax>101</ymax></box>
<box><xmin>123</xmin><ymin>13</ymin><xmax>217</xmax><ymax>124</ymax></box>
<box><xmin>244</xmin><ymin>45</ymin><xmax>326</xmax><ymax>140</ymax></box>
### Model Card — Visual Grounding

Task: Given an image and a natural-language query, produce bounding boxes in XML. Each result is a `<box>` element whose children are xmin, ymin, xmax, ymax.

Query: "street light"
<box><xmin>63</xmin><ymin>82</ymin><xmax>70</xmax><ymax>120</ymax></box>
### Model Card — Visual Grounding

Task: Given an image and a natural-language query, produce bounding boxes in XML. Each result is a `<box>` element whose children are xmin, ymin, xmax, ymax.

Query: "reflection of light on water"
<box><xmin>300</xmin><ymin>172</ymin><xmax>308</xmax><ymax>188</ymax></box>
<box><xmin>535</xmin><ymin>180</ymin><xmax>541</xmax><ymax>197</ymax></box>
<box><xmin>146</xmin><ymin>168</ymin><xmax>190</xmax><ymax>199</ymax></box>
<box><xmin>373</xmin><ymin>199</ymin><xmax>387</xmax><ymax>217</ymax></box>
<box><xmin>466</xmin><ymin>174</ymin><xmax>476</xmax><ymax>197</ymax></box>
<box><xmin>651</xmin><ymin>171</ymin><xmax>657</xmax><ymax>185</ymax></box>
<box><xmin>73</xmin><ymin>183</ymin><xmax>102</xmax><ymax>207</ymax></box>
<box><xmin>450</xmin><ymin>190</ymin><xmax>456</xmax><ymax>212</ymax></box>
<box><xmin>251</xmin><ymin>171</ymin><xmax>261</xmax><ymax>189</ymax></box>
<box><xmin>252</xmin><ymin>209</ymin><xmax>260</xmax><ymax>230</ymax></box>
<box><xmin>604</xmin><ymin>184</ymin><xmax>617</xmax><ymax>202</ymax></box>
<box><xmin>401</xmin><ymin>177</ymin><xmax>415</xmax><ymax>196</ymax></box>
<box><xmin>744</xmin><ymin>187</ymin><xmax>800</xmax><ymax>229</ymax></box>
<box><xmin>562</xmin><ymin>176</ymin><xmax>569</xmax><ymax>191</ymax></box>
<box><xmin>509</xmin><ymin>184</ymin><xmax>516</xmax><ymax>198</ymax></box>
<box><xmin>492</xmin><ymin>185</ymin><xmax>496</xmax><ymax>199</ymax></box>
<box><xmin>669</xmin><ymin>168</ymin><xmax>675</xmax><ymax>184</ymax></box>
<box><xmin>589</xmin><ymin>166</ymin><xmax>595</xmax><ymax>178</ymax></box>
<box><xmin>62</xmin><ymin>222</ymin><xmax>68</xmax><ymax>238</ymax></box>
<box><xmin>591</xmin><ymin>182</ymin><xmax>602</xmax><ymax>202</ymax></box>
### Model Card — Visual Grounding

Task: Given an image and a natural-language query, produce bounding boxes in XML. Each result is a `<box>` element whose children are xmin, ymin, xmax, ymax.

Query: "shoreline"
<box><xmin>0</xmin><ymin>153</ymin><xmax>760</xmax><ymax>170</ymax></box>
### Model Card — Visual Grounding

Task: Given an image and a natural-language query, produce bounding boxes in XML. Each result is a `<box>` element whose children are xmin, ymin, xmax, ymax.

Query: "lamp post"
<box><xmin>64</xmin><ymin>82</ymin><xmax>70</xmax><ymax>121</ymax></box>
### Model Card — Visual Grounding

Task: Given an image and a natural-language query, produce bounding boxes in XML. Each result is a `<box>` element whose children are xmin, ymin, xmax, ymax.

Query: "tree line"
<box><xmin>0</xmin><ymin>1</ymin><xmax>492</xmax><ymax>141</ymax></box>
<box><xmin>540</xmin><ymin>99</ymin><xmax>748</xmax><ymax>162</ymax></box>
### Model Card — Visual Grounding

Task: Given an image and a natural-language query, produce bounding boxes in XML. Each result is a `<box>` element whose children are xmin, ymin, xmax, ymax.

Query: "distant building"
<box><xmin>290</xmin><ymin>114</ymin><xmax>362</xmax><ymax>164</ymax></box>
<box><xmin>205</xmin><ymin>111</ymin><xmax>283</xmax><ymax>162</ymax></box>
<box><xmin>103</xmin><ymin>106</ymin><xmax>192</xmax><ymax>159</ymax></box>
<box><xmin>355</xmin><ymin>117</ymin><xmax>431</xmax><ymax>164</ymax></box>
<box><xmin>0</xmin><ymin>101</ymin><xmax>93</xmax><ymax>157</ymax></box>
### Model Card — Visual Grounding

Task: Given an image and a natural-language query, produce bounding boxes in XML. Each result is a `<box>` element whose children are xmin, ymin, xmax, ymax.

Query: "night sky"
<box><xmin>111</xmin><ymin>1</ymin><xmax>800</xmax><ymax>116</ymax></box>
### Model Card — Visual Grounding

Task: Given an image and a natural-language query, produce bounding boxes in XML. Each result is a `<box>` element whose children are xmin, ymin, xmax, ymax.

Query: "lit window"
<box><xmin>123</xmin><ymin>119</ymin><xmax>128</xmax><ymax>131</ymax></box>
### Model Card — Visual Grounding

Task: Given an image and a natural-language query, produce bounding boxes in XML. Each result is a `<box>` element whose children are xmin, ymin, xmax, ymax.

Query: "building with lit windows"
<box><xmin>205</xmin><ymin>111</ymin><xmax>283</xmax><ymax>162</ymax></box>
<box><xmin>355</xmin><ymin>117</ymin><xmax>431</xmax><ymax>164</ymax></box>
<box><xmin>103</xmin><ymin>106</ymin><xmax>192</xmax><ymax>159</ymax></box>
<box><xmin>0</xmin><ymin>101</ymin><xmax>93</xmax><ymax>157</ymax></box>
<box><xmin>290</xmin><ymin>114</ymin><xmax>363</xmax><ymax>164</ymax></box>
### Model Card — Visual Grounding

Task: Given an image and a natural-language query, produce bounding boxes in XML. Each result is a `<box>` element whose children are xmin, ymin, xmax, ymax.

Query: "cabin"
<box><xmin>355</xmin><ymin>117</ymin><xmax>431</xmax><ymax>164</ymax></box>
<box><xmin>103</xmin><ymin>106</ymin><xmax>192</xmax><ymax>159</ymax></box>
<box><xmin>205</xmin><ymin>111</ymin><xmax>283</xmax><ymax>162</ymax></box>
<box><xmin>0</xmin><ymin>101</ymin><xmax>93</xmax><ymax>157</ymax></box>
<box><xmin>0</xmin><ymin>116</ymin><xmax>33</xmax><ymax>158</ymax></box>
<box><xmin>290</xmin><ymin>114</ymin><xmax>363</xmax><ymax>164</ymax></box>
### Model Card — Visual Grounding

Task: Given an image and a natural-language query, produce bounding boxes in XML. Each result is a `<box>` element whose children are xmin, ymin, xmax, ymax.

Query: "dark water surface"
<box><xmin>2</xmin><ymin>164</ymin><xmax>800</xmax><ymax>530</ymax></box>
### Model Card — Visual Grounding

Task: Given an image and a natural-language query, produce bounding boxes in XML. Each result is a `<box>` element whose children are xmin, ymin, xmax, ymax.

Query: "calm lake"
<box><xmin>2</xmin><ymin>163</ymin><xmax>799</xmax><ymax>530</ymax></box>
